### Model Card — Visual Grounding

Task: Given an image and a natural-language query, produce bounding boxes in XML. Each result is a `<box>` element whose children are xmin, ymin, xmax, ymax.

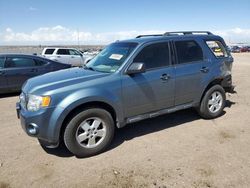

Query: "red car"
<box><xmin>240</xmin><ymin>46</ymin><xmax>249</xmax><ymax>52</ymax></box>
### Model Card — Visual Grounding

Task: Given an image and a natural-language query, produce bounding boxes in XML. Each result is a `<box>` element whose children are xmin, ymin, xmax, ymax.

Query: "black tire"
<box><xmin>197</xmin><ymin>85</ymin><xmax>226</xmax><ymax>119</ymax></box>
<box><xmin>63</xmin><ymin>108</ymin><xmax>115</xmax><ymax>157</ymax></box>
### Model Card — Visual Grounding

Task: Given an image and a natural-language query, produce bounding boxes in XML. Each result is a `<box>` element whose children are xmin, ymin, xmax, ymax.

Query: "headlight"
<box><xmin>27</xmin><ymin>95</ymin><xmax>51</xmax><ymax>112</ymax></box>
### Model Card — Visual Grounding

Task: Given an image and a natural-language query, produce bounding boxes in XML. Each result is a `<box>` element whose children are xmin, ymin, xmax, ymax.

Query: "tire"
<box><xmin>197</xmin><ymin>85</ymin><xmax>226</xmax><ymax>119</ymax></box>
<box><xmin>63</xmin><ymin>108</ymin><xmax>115</xmax><ymax>157</ymax></box>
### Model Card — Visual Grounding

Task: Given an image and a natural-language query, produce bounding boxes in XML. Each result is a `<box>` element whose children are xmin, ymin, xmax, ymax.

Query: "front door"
<box><xmin>122</xmin><ymin>42</ymin><xmax>175</xmax><ymax>118</ymax></box>
<box><xmin>69</xmin><ymin>49</ymin><xmax>84</xmax><ymax>66</ymax></box>
<box><xmin>4</xmin><ymin>56</ymin><xmax>39</xmax><ymax>91</ymax></box>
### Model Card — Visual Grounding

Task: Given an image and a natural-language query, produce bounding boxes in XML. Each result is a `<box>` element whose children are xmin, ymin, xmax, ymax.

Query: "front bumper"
<box><xmin>16</xmin><ymin>102</ymin><xmax>59</xmax><ymax>145</ymax></box>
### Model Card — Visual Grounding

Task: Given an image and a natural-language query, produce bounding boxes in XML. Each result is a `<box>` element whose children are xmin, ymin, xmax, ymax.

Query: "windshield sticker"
<box><xmin>109</xmin><ymin>54</ymin><xmax>123</xmax><ymax>60</ymax></box>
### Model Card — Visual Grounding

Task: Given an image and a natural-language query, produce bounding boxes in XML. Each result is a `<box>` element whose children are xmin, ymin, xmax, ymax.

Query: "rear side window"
<box><xmin>175</xmin><ymin>40</ymin><xmax>203</xmax><ymax>64</ymax></box>
<box><xmin>57</xmin><ymin>49</ymin><xmax>70</xmax><ymax>55</ymax></box>
<box><xmin>206</xmin><ymin>41</ymin><xmax>229</xmax><ymax>58</ymax></box>
<box><xmin>0</xmin><ymin>57</ymin><xmax>5</xmax><ymax>68</ymax></box>
<box><xmin>44</xmin><ymin>49</ymin><xmax>55</xmax><ymax>55</ymax></box>
<box><xmin>134</xmin><ymin>42</ymin><xmax>170</xmax><ymax>70</ymax></box>
<box><xmin>5</xmin><ymin>57</ymin><xmax>36</xmax><ymax>68</ymax></box>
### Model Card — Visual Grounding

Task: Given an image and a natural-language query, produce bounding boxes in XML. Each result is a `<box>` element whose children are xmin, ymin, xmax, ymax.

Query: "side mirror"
<box><xmin>126</xmin><ymin>62</ymin><xmax>146</xmax><ymax>75</ymax></box>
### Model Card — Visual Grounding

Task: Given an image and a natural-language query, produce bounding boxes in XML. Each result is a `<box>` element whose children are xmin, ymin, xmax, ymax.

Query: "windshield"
<box><xmin>85</xmin><ymin>42</ymin><xmax>138</xmax><ymax>73</ymax></box>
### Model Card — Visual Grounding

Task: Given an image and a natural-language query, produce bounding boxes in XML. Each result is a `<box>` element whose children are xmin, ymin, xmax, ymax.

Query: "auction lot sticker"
<box><xmin>109</xmin><ymin>54</ymin><xmax>123</xmax><ymax>60</ymax></box>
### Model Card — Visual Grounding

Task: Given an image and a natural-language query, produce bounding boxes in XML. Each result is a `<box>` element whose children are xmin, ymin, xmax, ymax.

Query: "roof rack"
<box><xmin>136</xmin><ymin>34</ymin><xmax>163</xmax><ymax>38</ymax></box>
<box><xmin>135</xmin><ymin>31</ymin><xmax>213</xmax><ymax>38</ymax></box>
<box><xmin>164</xmin><ymin>31</ymin><xmax>213</xmax><ymax>36</ymax></box>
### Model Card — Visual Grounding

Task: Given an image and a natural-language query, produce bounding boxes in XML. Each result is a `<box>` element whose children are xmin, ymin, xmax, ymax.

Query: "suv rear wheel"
<box><xmin>64</xmin><ymin>108</ymin><xmax>115</xmax><ymax>157</ymax></box>
<box><xmin>198</xmin><ymin>85</ymin><xmax>226</xmax><ymax>119</ymax></box>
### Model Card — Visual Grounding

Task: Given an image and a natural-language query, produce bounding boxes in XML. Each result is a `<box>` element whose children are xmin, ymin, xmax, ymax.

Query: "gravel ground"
<box><xmin>0</xmin><ymin>53</ymin><xmax>250</xmax><ymax>188</ymax></box>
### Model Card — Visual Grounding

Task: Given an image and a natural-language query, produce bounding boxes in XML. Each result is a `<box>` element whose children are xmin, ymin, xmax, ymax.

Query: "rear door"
<box><xmin>4</xmin><ymin>56</ymin><xmax>39</xmax><ymax>91</ymax></box>
<box><xmin>173</xmin><ymin>39</ymin><xmax>205</xmax><ymax>105</ymax></box>
<box><xmin>56</xmin><ymin>49</ymin><xmax>71</xmax><ymax>64</ymax></box>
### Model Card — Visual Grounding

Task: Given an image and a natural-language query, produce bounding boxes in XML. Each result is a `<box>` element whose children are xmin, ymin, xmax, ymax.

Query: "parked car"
<box><xmin>17</xmin><ymin>31</ymin><xmax>235</xmax><ymax>157</ymax></box>
<box><xmin>0</xmin><ymin>54</ymin><xmax>71</xmax><ymax>94</ymax></box>
<box><xmin>42</xmin><ymin>47</ymin><xmax>87</xmax><ymax>66</ymax></box>
<box><xmin>230</xmin><ymin>46</ymin><xmax>241</xmax><ymax>53</ymax></box>
<box><xmin>240</xmin><ymin>46</ymin><xmax>249</xmax><ymax>53</ymax></box>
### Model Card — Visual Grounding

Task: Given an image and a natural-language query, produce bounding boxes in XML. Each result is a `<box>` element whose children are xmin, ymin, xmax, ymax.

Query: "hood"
<box><xmin>22</xmin><ymin>67</ymin><xmax>109</xmax><ymax>94</ymax></box>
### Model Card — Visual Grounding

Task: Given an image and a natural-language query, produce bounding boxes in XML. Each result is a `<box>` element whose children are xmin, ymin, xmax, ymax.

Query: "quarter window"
<box><xmin>175</xmin><ymin>40</ymin><xmax>203</xmax><ymax>64</ymax></box>
<box><xmin>134</xmin><ymin>42</ymin><xmax>170</xmax><ymax>70</ymax></box>
<box><xmin>5</xmin><ymin>57</ymin><xmax>36</xmax><ymax>68</ymax></box>
<box><xmin>206</xmin><ymin>41</ymin><xmax>229</xmax><ymax>58</ymax></box>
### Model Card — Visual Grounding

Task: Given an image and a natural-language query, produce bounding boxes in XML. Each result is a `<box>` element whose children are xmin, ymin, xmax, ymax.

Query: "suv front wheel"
<box><xmin>198</xmin><ymin>85</ymin><xmax>226</xmax><ymax>119</ymax></box>
<box><xmin>64</xmin><ymin>108</ymin><xmax>115</xmax><ymax>157</ymax></box>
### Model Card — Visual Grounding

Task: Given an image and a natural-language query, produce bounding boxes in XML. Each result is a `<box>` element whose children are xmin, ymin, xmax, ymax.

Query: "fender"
<box><xmin>47</xmin><ymin>88</ymin><xmax>124</xmax><ymax>142</ymax></box>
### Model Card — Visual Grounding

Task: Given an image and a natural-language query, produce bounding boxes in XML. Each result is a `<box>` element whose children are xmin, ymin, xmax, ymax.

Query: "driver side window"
<box><xmin>133</xmin><ymin>42</ymin><xmax>170</xmax><ymax>70</ymax></box>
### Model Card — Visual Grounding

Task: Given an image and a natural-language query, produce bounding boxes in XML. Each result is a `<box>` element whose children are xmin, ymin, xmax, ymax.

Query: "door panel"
<box><xmin>4</xmin><ymin>57</ymin><xmax>38</xmax><ymax>90</ymax></box>
<box><xmin>122</xmin><ymin>42</ymin><xmax>175</xmax><ymax>118</ymax></box>
<box><xmin>69</xmin><ymin>49</ymin><xmax>84</xmax><ymax>66</ymax></box>
<box><xmin>56</xmin><ymin>49</ymin><xmax>71</xmax><ymax>65</ymax></box>
<box><xmin>175</xmin><ymin>62</ymin><xmax>203</xmax><ymax>105</ymax></box>
<box><xmin>174</xmin><ymin>40</ymin><xmax>205</xmax><ymax>105</ymax></box>
<box><xmin>122</xmin><ymin>68</ymin><xmax>175</xmax><ymax>117</ymax></box>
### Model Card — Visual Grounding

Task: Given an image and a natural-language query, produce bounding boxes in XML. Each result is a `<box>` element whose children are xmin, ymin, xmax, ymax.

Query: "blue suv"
<box><xmin>16</xmin><ymin>31</ymin><xmax>235</xmax><ymax>157</ymax></box>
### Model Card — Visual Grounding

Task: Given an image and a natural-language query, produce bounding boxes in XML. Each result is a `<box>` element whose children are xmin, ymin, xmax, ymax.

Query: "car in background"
<box><xmin>240</xmin><ymin>46</ymin><xmax>249</xmax><ymax>53</ymax></box>
<box><xmin>230</xmin><ymin>46</ymin><xmax>241</xmax><ymax>53</ymax></box>
<box><xmin>42</xmin><ymin>48</ymin><xmax>86</xmax><ymax>66</ymax></box>
<box><xmin>0</xmin><ymin>54</ymin><xmax>71</xmax><ymax>94</ymax></box>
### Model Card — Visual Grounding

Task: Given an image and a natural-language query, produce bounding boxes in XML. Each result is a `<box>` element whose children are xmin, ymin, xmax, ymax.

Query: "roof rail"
<box><xmin>136</xmin><ymin>34</ymin><xmax>163</xmax><ymax>38</ymax></box>
<box><xmin>164</xmin><ymin>31</ymin><xmax>213</xmax><ymax>36</ymax></box>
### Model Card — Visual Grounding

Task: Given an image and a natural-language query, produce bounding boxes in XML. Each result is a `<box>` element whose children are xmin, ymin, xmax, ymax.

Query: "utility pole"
<box><xmin>77</xmin><ymin>28</ymin><xmax>80</xmax><ymax>48</ymax></box>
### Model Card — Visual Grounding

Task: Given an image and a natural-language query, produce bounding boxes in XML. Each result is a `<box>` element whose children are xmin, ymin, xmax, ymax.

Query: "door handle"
<box><xmin>160</xmin><ymin>74</ymin><xmax>170</xmax><ymax>81</ymax></box>
<box><xmin>200</xmin><ymin>67</ymin><xmax>209</xmax><ymax>73</ymax></box>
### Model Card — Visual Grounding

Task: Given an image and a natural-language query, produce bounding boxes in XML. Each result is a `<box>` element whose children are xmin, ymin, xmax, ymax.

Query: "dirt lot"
<box><xmin>0</xmin><ymin>53</ymin><xmax>250</xmax><ymax>188</ymax></box>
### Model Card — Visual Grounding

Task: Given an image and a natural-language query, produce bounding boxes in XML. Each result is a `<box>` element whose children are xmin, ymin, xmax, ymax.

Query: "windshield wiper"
<box><xmin>82</xmin><ymin>64</ymin><xmax>96</xmax><ymax>71</ymax></box>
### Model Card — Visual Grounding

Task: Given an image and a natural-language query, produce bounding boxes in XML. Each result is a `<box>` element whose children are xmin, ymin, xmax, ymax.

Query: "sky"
<box><xmin>0</xmin><ymin>0</ymin><xmax>250</xmax><ymax>45</ymax></box>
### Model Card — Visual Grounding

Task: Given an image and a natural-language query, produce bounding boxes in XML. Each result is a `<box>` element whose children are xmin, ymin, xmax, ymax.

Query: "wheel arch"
<box><xmin>59</xmin><ymin>101</ymin><xmax>118</xmax><ymax>143</ymax></box>
<box><xmin>200</xmin><ymin>78</ymin><xmax>224</xmax><ymax>103</ymax></box>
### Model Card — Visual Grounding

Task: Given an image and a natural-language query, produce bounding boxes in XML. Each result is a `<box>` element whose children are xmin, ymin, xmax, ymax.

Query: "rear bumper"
<box><xmin>224</xmin><ymin>85</ymin><xmax>236</xmax><ymax>94</ymax></box>
<box><xmin>221</xmin><ymin>75</ymin><xmax>236</xmax><ymax>93</ymax></box>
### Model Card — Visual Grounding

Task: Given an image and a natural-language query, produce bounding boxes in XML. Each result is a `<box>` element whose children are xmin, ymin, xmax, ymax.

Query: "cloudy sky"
<box><xmin>0</xmin><ymin>0</ymin><xmax>250</xmax><ymax>45</ymax></box>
